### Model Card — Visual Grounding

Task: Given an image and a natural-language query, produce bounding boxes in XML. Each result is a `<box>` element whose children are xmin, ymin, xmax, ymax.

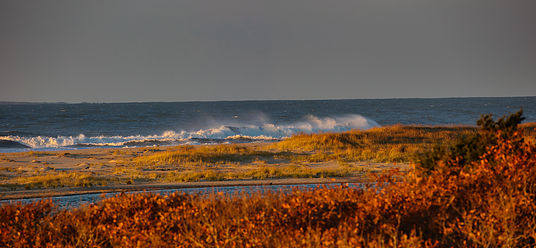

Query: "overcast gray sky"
<box><xmin>1</xmin><ymin>0</ymin><xmax>535</xmax><ymax>102</ymax></box>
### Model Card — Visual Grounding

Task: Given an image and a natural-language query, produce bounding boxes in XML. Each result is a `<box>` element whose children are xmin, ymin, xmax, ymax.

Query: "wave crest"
<box><xmin>0</xmin><ymin>114</ymin><xmax>378</xmax><ymax>149</ymax></box>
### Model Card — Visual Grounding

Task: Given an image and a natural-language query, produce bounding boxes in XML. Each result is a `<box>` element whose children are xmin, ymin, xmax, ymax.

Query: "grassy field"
<box><xmin>1</xmin><ymin>123</ymin><xmax>535</xmax><ymax>190</ymax></box>
<box><xmin>1</xmin><ymin>121</ymin><xmax>535</xmax><ymax>247</ymax></box>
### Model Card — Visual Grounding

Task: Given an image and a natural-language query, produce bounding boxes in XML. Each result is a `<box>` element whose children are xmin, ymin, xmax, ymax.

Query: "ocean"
<box><xmin>1</xmin><ymin>97</ymin><xmax>535</xmax><ymax>152</ymax></box>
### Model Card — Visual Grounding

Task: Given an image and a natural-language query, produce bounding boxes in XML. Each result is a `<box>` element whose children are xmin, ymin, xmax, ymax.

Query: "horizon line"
<box><xmin>1</xmin><ymin>95</ymin><xmax>535</xmax><ymax>105</ymax></box>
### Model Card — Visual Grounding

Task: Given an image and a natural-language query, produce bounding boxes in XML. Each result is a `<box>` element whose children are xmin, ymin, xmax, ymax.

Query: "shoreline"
<box><xmin>0</xmin><ymin>176</ymin><xmax>368</xmax><ymax>201</ymax></box>
<box><xmin>1</xmin><ymin>143</ymin><xmax>405</xmax><ymax>201</ymax></box>
<box><xmin>2</xmin><ymin>121</ymin><xmax>532</xmax><ymax>202</ymax></box>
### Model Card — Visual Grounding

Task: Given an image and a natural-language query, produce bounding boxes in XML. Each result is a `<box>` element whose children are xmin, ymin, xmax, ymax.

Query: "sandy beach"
<box><xmin>0</xmin><ymin>144</ymin><xmax>409</xmax><ymax>200</ymax></box>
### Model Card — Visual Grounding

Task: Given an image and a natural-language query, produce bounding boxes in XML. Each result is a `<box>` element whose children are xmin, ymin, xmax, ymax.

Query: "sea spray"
<box><xmin>0</xmin><ymin>114</ymin><xmax>378</xmax><ymax>150</ymax></box>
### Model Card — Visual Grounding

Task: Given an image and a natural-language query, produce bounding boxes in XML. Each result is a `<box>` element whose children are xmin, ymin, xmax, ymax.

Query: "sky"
<box><xmin>1</xmin><ymin>0</ymin><xmax>535</xmax><ymax>103</ymax></box>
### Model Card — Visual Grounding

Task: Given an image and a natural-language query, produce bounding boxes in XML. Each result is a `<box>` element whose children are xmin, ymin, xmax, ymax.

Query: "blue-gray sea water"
<box><xmin>1</xmin><ymin>97</ymin><xmax>535</xmax><ymax>152</ymax></box>
<box><xmin>0</xmin><ymin>183</ymin><xmax>347</xmax><ymax>209</ymax></box>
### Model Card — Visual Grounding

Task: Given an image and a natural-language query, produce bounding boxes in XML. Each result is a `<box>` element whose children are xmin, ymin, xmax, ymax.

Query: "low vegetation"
<box><xmin>2</xmin><ymin>116</ymin><xmax>536</xmax><ymax>189</ymax></box>
<box><xmin>12</xmin><ymin>172</ymin><xmax>114</xmax><ymax>189</ymax></box>
<box><xmin>162</xmin><ymin>165</ymin><xmax>360</xmax><ymax>182</ymax></box>
<box><xmin>133</xmin><ymin>145</ymin><xmax>277</xmax><ymax>166</ymax></box>
<box><xmin>1</xmin><ymin>111</ymin><xmax>536</xmax><ymax>246</ymax></box>
<box><xmin>274</xmin><ymin>124</ymin><xmax>477</xmax><ymax>162</ymax></box>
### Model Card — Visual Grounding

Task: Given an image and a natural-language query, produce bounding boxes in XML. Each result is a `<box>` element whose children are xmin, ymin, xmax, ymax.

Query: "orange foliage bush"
<box><xmin>1</xmin><ymin>132</ymin><xmax>535</xmax><ymax>247</ymax></box>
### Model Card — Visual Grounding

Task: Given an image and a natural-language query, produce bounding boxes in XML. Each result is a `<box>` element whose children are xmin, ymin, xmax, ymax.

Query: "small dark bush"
<box><xmin>416</xmin><ymin>109</ymin><xmax>525</xmax><ymax>175</ymax></box>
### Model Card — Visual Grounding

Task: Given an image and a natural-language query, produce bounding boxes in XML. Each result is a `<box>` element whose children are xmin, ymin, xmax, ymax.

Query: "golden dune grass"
<box><xmin>3</xmin><ymin>124</ymin><xmax>534</xmax><ymax>190</ymax></box>
<box><xmin>274</xmin><ymin>125</ymin><xmax>478</xmax><ymax>162</ymax></box>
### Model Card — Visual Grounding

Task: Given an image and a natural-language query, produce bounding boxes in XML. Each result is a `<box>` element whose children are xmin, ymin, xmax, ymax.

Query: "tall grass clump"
<box><xmin>134</xmin><ymin>144</ymin><xmax>275</xmax><ymax>167</ymax></box>
<box><xmin>12</xmin><ymin>172</ymin><xmax>113</xmax><ymax>189</ymax></box>
<box><xmin>276</xmin><ymin>125</ymin><xmax>476</xmax><ymax>162</ymax></box>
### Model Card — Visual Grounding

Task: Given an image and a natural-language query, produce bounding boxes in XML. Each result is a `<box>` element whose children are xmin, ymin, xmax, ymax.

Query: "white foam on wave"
<box><xmin>184</xmin><ymin>114</ymin><xmax>378</xmax><ymax>139</ymax></box>
<box><xmin>1</xmin><ymin>134</ymin><xmax>82</xmax><ymax>148</ymax></box>
<box><xmin>0</xmin><ymin>134</ymin><xmax>180</xmax><ymax>149</ymax></box>
<box><xmin>0</xmin><ymin>114</ymin><xmax>379</xmax><ymax>149</ymax></box>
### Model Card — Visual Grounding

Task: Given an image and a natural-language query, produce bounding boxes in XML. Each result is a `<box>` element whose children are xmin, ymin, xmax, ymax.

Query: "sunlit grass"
<box><xmin>8</xmin><ymin>172</ymin><xmax>115</xmax><ymax>189</ymax></box>
<box><xmin>163</xmin><ymin>165</ymin><xmax>365</xmax><ymax>182</ymax></box>
<box><xmin>134</xmin><ymin>125</ymin><xmax>481</xmax><ymax>169</ymax></box>
<box><xmin>133</xmin><ymin>144</ymin><xmax>281</xmax><ymax>166</ymax></box>
<box><xmin>3</xmin><ymin>124</ymin><xmax>534</xmax><ymax>190</ymax></box>
<box><xmin>26</xmin><ymin>151</ymin><xmax>53</xmax><ymax>157</ymax></box>
<box><xmin>275</xmin><ymin>125</ymin><xmax>478</xmax><ymax>162</ymax></box>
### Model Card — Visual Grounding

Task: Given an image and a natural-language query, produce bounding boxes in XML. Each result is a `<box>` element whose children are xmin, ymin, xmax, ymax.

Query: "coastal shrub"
<box><xmin>415</xmin><ymin>109</ymin><xmax>525</xmax><ymax>175</ymax></box>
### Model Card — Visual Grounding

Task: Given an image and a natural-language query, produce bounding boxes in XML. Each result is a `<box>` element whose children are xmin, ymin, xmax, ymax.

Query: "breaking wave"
<box><xmin>0</xmin><ymin>114</ymin><xmax>378</xmax><ymax>150</ymax></box>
